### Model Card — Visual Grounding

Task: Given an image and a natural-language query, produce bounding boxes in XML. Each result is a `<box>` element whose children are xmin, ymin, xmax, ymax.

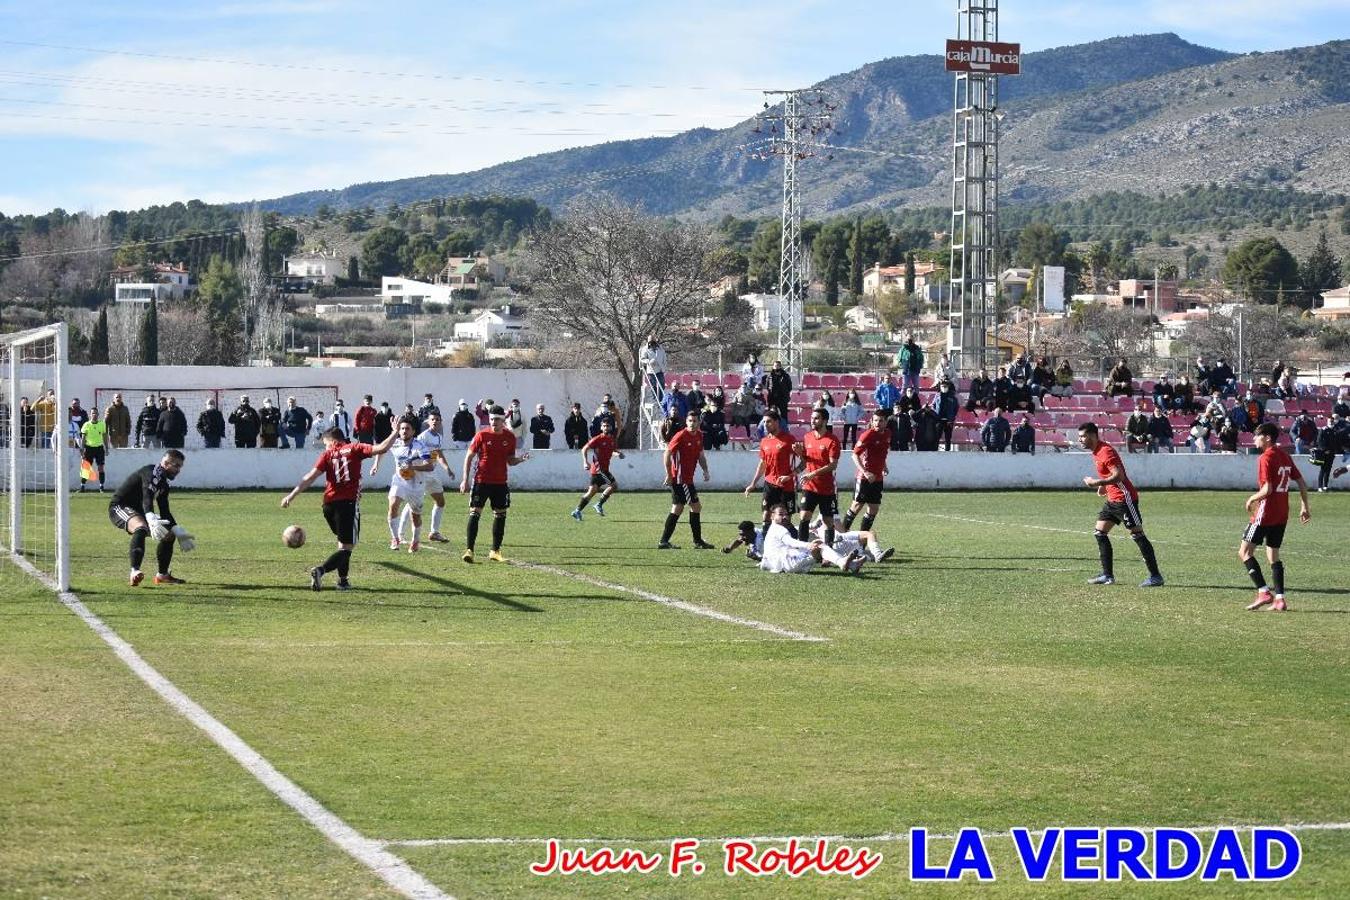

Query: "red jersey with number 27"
<box><xmin>469</xmin><ymin>428</ymin><xmax>516</xmax><ymax>485</ymax></box>
<box><xmin>1092</xmin><ymin>442</ymin><xmax>1138</xmax><ymax>504</ymax></box>
<box><xmin>1252</xmin><ymin>446</ymin><xmax>1296</xmax><ymax>525</ymax></box>
<box><xmin>667</xmin><ymin>428</ymin><xmax>704</xmax><ymax>483</ymax></box>
<box><xmin>314</xmin><ymin>441</ymin><xmax>375</xmax><ymax>503</ymax></box>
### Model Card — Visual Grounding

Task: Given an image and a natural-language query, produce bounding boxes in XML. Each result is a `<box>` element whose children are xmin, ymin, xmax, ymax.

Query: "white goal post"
<box><xmin>0</xmin><ymin>323</ymin><xmax>71</xmax><ymax>592</ymax></box>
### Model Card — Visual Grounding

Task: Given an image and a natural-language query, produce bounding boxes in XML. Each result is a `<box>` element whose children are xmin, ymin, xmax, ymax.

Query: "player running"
<box><xmin>659</xmin><ymin>410</ymin><xmax>713</xmax><ymax>550</ymax></box>
<box><xmin>744</xmin><ymin>410</ymin><xmax>799</xmax><ymax>527</ymax></box>
<box><xmin>369</xmin><ymin>417</ymin><xmax>436</xmax><ymax>552</ymax></box>
<box><xmin>1077</xmin><ymin>422</ymin><xmax>1165</xmax><ymax>587</ymax></box>
<box><xmin>414</xmin><ymin>412</ymin><xmax>455</xmax><ymax>542</ymax></box>
<box><xmin>1242</xmin><ymin>422</ymin><xmax>1312</xmax><ymax>611</ymax></box>
<box><xmin>798</xmin><ymin>407</ymin><xmax>841</xmax><ymax>543</ymax></box>
<box><xmin>760</xmin><ymin>504</ymin><xmax>864</xmax><ymax>575</ymax></box>
<box><xmin>108</xmin><ymin>448</ymin><xmax>194</xmax><ymax>586</ymax></box>
<box><xmin>841</xmin><ymin>410</ymin><xmax>890</xmax><ymax>532</ymax></box>
<box><xmin>571</xmin><ymin>418</ymin><xmax>624</xmax><ymax>521</ymax></box>
<box><xmin>460</xmin><ymin>405</ymin><xmax>531</xmax><ymax>563</ymax></box>
<box><xmin>281</xmin><ymin>425</ymin><xmax>398</xmax><ymax>591</ymax></box>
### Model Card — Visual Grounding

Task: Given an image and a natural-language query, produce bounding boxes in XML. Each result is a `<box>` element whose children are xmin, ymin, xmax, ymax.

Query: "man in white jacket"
<box><xmin>640</xmin><ymin>334</ymin><xmax>667</xmax><ymax>398</ymax></box>
<box><xmin>759</xmin><ymin>504</ymin><xmax>863</xmax><ymax>574</ymax></box>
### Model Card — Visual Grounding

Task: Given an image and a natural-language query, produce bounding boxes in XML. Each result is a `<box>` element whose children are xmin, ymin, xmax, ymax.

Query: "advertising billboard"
<box><xmin>1042</xmin><ymin>266</ymin><xmax>1066</xmax><ymax>312</ymax></box>
<box><xmin>945</xmin><ymin>40</ymin><xmax>1022</xmax><ymax>75</ymax></box>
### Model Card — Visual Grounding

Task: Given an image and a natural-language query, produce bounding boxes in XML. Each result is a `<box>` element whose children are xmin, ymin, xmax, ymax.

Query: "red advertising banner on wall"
<box><xmin>945</xmin><ymin>40</ymin><xmax>1022</xmax><ymax>75</ymax></box>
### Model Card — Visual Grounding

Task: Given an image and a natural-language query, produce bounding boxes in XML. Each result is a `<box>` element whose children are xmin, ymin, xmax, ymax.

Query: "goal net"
<box><xmin>0</xmin><ymin>324</ymin><xmax>71</xmax><ymax>592</ymax></box>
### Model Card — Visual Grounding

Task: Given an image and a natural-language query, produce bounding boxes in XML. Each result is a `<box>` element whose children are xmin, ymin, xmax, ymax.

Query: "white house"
<box><xmin>1313</xmin><ymin>285</ymin><xmax>1350</xmax><ymax>323</ymax></box>
<box><xmin>438</xmin><ymin>255</ymin><xmax>507</xmax><ymax>289</ymax></box>
<box><xmin>862</xmin><ymin>261</ymin><xmax>937</xmax><ymax>296</ymax></box>
<box><xmin>380</xmin><ymin>276</ymin><xmax>456</xmax><ymax>307</ymax></box>
<box><xmin>741</xmin><ymin>292</ymin><xmax>803</xmax><ymax>333</ymax></box>
<box><xmin>114</xmin><ymin>283</ymin><xmax>178</xmax><ymax>304</ymax></box>
<box><xmin>110</xmin><ymin>263</ymin><xmax>190</xmax><ymax>303</ymax></box>
<box><xmin>452</xmin><ymin>307</ymin><xmax>527</xmax><ymax>345</ymax></box>
<box><xmin>844</xmin><ymin>305</ymin><xmax>884</xmax><ymax>333</ymax></box>
<box><xmin>285</xmin><ymin>251</ymin><xmax>346</xmax><ymax>286</ymax></box>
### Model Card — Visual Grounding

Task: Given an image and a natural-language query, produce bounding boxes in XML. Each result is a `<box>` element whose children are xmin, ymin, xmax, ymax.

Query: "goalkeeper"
<box><xmin>108</xmin><ymin>448</ymin><xmax>194</xmax><ymax>586</ymax></box>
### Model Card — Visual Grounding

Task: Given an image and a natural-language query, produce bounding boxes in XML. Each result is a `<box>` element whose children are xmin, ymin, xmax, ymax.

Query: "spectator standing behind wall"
<box><xmin>104</xmin><ymin>392</ymin><xmax>132</xmax><ymax>449</ymax></box>
<box><xmin>135</xmin><ymin>395</ymin><xmax>159</xmax><ymax>449</ymax></box>
<box><xmin>530</xmin><ymin>405</ymin><xmax>555</xmax><ymax>449</ymax></box>
<box><xmin>980</xmin><ymin>408</ymin><xmax>1011</xmax><ymax>453</ymax></box>
<box><xmin>767</xmin><ymin>360</ymin><xmax>793</xmax><ymax>423</ymax></box>
<box><xmin>374</xmin><ymin>402</ymin><xmax>395</xmax><ymax>443</ymax></box>
<box><xmin>930</xmin><ymin>381</ymin><xmax>958</xmax><ymax>452</ymax></box>
<box><xmin>157</xmin><ymin>397</ymin><xmax>188</xmax><ymax>449</ymax></box>
<box><xmin>873</xmin><ymin>374</ymin><xmax>900</xmax><ymax>415</ymax></box>
<box><xmin>282</xmin><ymin>396</ymin><xmax>314</xmax><ymax>449</ymax></box>
<box><xmin>896</xmin><ymin>336</ymin><xmax>924</xmax><ymax>393</ymax></box>
<box><xmin>229</xmin><ymin>395</ymin><xmax>260</xmax><ymax>448</ymax></box>
<box><xmin>452</xmin><ymin>400</ymin><xmax>478</xmax><ymax>449</ymax></box>
<box><xmin>1011</xmin><ymin>416</ymin><xmax>1036</xmax><ymax>454</ymax></box>
<box><xmin>353</xmin><ymin>396</ymin><xmax>376</xmax><ymax>444</ymax></box>
<box><xmin>331</xmin><ymin>399</ymin><xmax>351</xmax><ymax>440</ymax></box>
<box><xmin>259</xmin><ymin>398</ymin><xmax>281</xmax><ymax>448</ymax></box>
<box><xmin>197</xmin><ymin>399</ymin><xmax>226</xmax><ymax>448</ymax></box>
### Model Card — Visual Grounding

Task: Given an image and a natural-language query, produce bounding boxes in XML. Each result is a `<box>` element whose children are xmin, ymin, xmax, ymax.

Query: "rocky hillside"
<box><xmin>257</xmin><ymin>34</ymin><xmax>1350</xmax><ymax>221</ymax></box>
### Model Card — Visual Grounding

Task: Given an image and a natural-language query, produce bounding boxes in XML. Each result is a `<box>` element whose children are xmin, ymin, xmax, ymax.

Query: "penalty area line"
<box><xmin>46</xmin><ymin>583</ymin><xmax>451</xmax><ymax>900</ymax></box>
<box><xmin>382</xmin><ymin>821</ymin><xmax>1350</xmax><ymax>848</ymax></box>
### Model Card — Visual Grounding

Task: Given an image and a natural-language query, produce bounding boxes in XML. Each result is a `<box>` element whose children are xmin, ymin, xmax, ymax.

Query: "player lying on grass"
<box><xmin>1241</xmin><ymin>422</ymin><xmax>1312</xmax><ymax>612</ymax></box>
<box><xmin>108</xmin><ymin>448</ymin><xmax>194</xmax><ymax>586</ymax></box>
<box><xmin>759</xmin><ymin>503</ymin><xmax>865</xmax><ymax>575</ymax></box>
<box><xmin>722</xmin><ymin>520</ymin><xmax>767</xmax><ymax>561</ymax></box>
<box><xmin>807</xmin><ymin>515</ymin><xmax>895</xmax><ymax>563</ymax></box>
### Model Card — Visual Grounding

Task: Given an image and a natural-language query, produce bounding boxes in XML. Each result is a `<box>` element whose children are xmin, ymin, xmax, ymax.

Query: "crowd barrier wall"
<box><xmin>72</xmin><ymin>447</ymin><xmax>1343</xmax><ymax>493</ymax></box>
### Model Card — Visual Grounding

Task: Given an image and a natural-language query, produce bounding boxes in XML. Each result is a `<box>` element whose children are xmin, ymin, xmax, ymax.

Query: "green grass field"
<box><xmin>3</xmin><ymin>488</ymin><xmax>1347</xmax><ymax>898</ymax></box>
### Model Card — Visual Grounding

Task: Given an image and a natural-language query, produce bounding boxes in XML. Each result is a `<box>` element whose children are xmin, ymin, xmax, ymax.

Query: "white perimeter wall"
<box><xmin>75</xmin><ymin>446</ymin><xmax>1342</xmax><ymax>493</ymax></box>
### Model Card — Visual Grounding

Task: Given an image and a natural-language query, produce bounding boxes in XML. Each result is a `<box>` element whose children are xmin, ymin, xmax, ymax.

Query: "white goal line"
<box><xmin>381</xmin><ymin>821</ymin><xmax>1350</xmax><ymax>849</ymax></box>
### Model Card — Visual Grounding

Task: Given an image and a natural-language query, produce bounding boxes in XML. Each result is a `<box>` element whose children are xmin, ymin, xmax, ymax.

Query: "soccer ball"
<box><xmin>283</xmin><ymin>525</ymin><xmax>306</xmax><ymax>549</ymax></box>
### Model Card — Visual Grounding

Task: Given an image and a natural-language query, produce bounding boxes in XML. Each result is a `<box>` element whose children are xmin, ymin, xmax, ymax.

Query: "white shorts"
<box><xmin>388</xmin><ymin>478</ymin><xmax>425</xmax><ymax>511</ymax></box>
<box><xmin>422</xmin><ymin>472</ymin><xmax>445</xmax><ymax>494</ymax></box>
<box><xmin>762</xmin><ymin>550</ymin><xmax>817</xmax><ymax>574</ymax></box>
<box><xmin>831</xmin><ymin>532</ymin><xmax>863</xmax><ymax>556</ymax></box>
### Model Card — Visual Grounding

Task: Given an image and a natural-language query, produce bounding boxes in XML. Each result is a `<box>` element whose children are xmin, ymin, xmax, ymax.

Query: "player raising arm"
<box><xmin>370</xmin><ymin>417</ymin><xmax>436</xmax><ymax>552</ymax></box>
<box><xmin>108</xmin><ymin>448</ymin><xmax>194</xmax><ymax>586</ymax></box>
<box><xmin>281</xmin><ymin>425</ymin><xmax>397</xmax><ymax>591</ymax></box>
<box><xmin>1242</xmin><ymin>422</ymin><xmax>1311</xmax><ymax>611</ymax></box>
<box><xmin>459</xmin><ymin>405</ymin><xmax>531</xmax><ymax>563</ymax></box>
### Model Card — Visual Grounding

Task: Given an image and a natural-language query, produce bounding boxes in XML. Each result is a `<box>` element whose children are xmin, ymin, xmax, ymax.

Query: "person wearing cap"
<box><xmin>507</xmin><ymin>399</ymin><xmax>526</xmax><ymax>443</ymax></box>
<box><xmin>563</xmin><ymin>402</ymin><xmax>589</xmax><ymax>449</ymax></box>
<box><xmin>529</xmin><ymin>403</ymin><xmax>555</xmax><ymax>450</ymax></box>
<box><xmin>228</xmin><ymin>395</ymin><xmax>260</xmax><ymax>448</ymax></box>
<box><xmin>450</xmin><ymin>399</ymin><xmax>476</xmax><ymax>449</ymax></box>
<box><xmin>196</xmin><ymin>398</ymin><xmax>226</xmax><ymax>449</ymax></box>
<box><xmin>460</xmin><ymin>405</ymin><xmax>531</xmax><ymax>563</ymax></box>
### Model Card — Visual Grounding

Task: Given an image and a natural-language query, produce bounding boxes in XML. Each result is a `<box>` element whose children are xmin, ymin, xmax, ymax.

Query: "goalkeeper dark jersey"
<box><xmin>112</xmin><ymin>463</ymin><xmax>174</xmax><ymax>523</ymax></box>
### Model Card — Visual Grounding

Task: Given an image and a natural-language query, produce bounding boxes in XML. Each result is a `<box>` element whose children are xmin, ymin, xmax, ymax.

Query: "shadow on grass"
<box><xmin>377</xmin><ymin>561</ymin><xmax>545</xmax><ymax>612</ymax></box>
<box><xmin>1184</xmin><ymin>584</ymin><xmax>1350</xmax><ymax>596</ymax></box>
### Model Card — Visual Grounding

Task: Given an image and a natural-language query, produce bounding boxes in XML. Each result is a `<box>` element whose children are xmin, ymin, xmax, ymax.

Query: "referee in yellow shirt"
<box><xmin>79</xmin><ymin>407</ymin><xmax>107</xmax><ymax>492</ymax></box>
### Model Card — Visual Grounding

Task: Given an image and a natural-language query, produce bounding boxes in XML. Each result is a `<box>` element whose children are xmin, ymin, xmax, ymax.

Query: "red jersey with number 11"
<box><xmin>314</xmin><ymin>441</ymin><xmax>376</xmax><ymax>503</ymax></box>
<box><xmin>1252</xmin><ymin>446</ymin><xmax>1296</xmax><ymax>525</ymax></box>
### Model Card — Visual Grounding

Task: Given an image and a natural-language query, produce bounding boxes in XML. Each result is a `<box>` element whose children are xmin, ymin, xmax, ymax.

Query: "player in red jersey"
<box><xmin>659</xmin><ymin>410</ymin><xmax>712</xmax><ymax>549</ymax></box>
<box><xmin>460</xmin><ymin>405</ymin><xmax>532</xmax><ymax>563</ymax></box>
<box><xmin>1242</xmin><ymin>422</ymin><xmax>1312</xmax><ymax>611</ymax></box>
<box><xmin>571</xmin><ymin>418</ymin><xmax>625</xmax><ymax>521</ymax></box>
<box><xmin>797</xmin><ymin>407</ymin><xmax>841</xmax><ymax>544</ymax></box>
<box><xmin>281</xmin><ymin>425</ymin><xmax>398</xmax><ymax>591</ymax></box>
<box><xmin>744</xmin><ymin>410</ymin><xmax>800</xmax><ymax>526</ymax></box>
<box><xmin>842</xmin><ymin>409</ymin><xmax>890</xmax><ymax>533</ymax></box>
<box><xmin>1077</xmin><ymin>422</ymin><xmax>1165</xmax><ymax>587</ymax></box>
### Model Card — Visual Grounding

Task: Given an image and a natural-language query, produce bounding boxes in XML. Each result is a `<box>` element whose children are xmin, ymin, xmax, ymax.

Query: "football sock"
<box><xmin>1244</xmin><ymin>557</ymin><xmax>1266</xmax><ymax>590</ymax></box>
<box><xmin>321</xmin><ymin>548</ymin><xmax>350</xmax><ymax>575</ymax></box>
<box><xmin>491</xmin><ymin>515</ymin><xmax>506</xmax><ymax>551</ymax></box>
<box><xmin>660</xmin><ymin>512</ymin><xmax>678</xmax><ymax>544</ymax></box>
<box><xmin>841</xmin><ymin>509</ymin><xmax>857</xmax><ymax>531</ymax></box>
<box><xmin>1133</xmin><ymin>532</ymin><xmax>1161</xmax><ymax>578</ymax></box>
<box><xmin>689</xmin><ymin>513</ymin><xmax>703</xmax><ymax>543</ymax></box>
<box><xmin>797</xmin><ymin>519</ymin><xmax>812</xmax><ymax>541</ymax></box>
<box><xmin>860</xmin><ymin>514</ymin><xmax>875</xmax><ymax>532</ymax></box>
<box><xmin>825</xmin><ymin>525</ymin><xmax>835</xmax><ymax>546</ymax></box>
<box><xmin>388</xmin><ymin>516</ymin><xmax>400</xmax><ymax>541</ymax></box>
<box><xmin>576</xmin><ymin>495</ymin><xmax>587</xmax><ymax>512</ymax></box>
<box><xmin>466</xmin><ymin>511</ymin><xmax>481</xmax><ymax>550</ymax></box>
<box><xmin>411</xmin><ymin>523</ymin><xmax>421</xmax><ymax>544</ymax></box>
<box><xmin>597</xmin><ymin>492</ymin><xmax>609</xmax><ymax>508</ymax></box>
<box><xmin>335</xmin><ymin>549</ymin><xmax>351</xmax><ymax>580</ymax></box>
<box><xmin>156</xmin><ymin>537</ymin><xmax>174</xmax><ymax>575</ymax></box>
<box><xmin>820</xmin><ymin>544</ymin><xmax>848</xmax><ymax>567</ymax></box>
<box><xmin>866</xmin><ymin>535</ymin><xmax>881</xmax><ymax>558</ymax></box>
<box><xmin>129</xmin><ymin>526</ymin><xmax>148</xmax><ymax>570</ymax></box>
<box><xmin>1094</xmin><ymin>529</ymin><xmax>1114</xmax><ymax>577</ymax></box>
<box><xmin>431</xmin><ymin>504</ymin><xmax>444</xmax><ymax>534</ymax></box>
<box><xmin>1272</xmin><ymin>561</ymin><xmax>1285</xmax><ymax>595</ymax></box>
<box><xmin>398</xmin><ymin>506</ymin><xmax>412</xmax><ymax>538</ymax></box>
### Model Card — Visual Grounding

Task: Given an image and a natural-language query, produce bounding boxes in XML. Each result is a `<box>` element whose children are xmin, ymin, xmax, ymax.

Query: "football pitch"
<box><xmin>3</xmin><ymin>488</ymin><xmax>1348</xmax><ymax>898</ymax></box>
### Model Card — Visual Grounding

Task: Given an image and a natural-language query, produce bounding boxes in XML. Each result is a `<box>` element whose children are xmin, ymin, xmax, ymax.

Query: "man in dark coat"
<box><xmin>156</xmin><ymin>397</ymin><xmax>189</xmax><ymax>449</ymax></box>
<box><xmin>563</xmin><ymin>402</ymin><xmax>589</xmax><ymax>449</ymax></box>
<box><xmin>281</xmin><ymin>396</ymin><xmax>313</xmax><ymax>449</ymax></box>
<box><xmin>766</xmin><ymin>360</ymin><xmax>793</xmax><ymax>423</ymax></box>
<box><xmin>450</xmin><ymin>399</ymin><xmax>476</xmax><ymax>448</ymax></box>
<box><xmin>228</xmin><ymin>395</ymin><xmax>261</xmax><ymax>448</ymax></box>
<box><xmin>196</xmin><ymin>398</ymin><xmax>226</xmax><ymax>448</ymax></box>
<box><xmin>135</xmin><ymin>395</ymin><xmax>160</xmax><ymax>449</ymax></box>
<box><xmin>374</xmin><ymin>402</ymin><xmax>395</xmax><ymax>443</ymax></box>
<box><xmin>529</xmin><ymin>404</ymin><xmax>555</xmax><ymax>450</ymax></box>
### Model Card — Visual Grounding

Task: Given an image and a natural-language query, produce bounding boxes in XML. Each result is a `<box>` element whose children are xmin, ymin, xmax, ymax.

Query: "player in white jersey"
<box><xmin>808</xmin><ymin>516</ymin><xmax>895</xmax><ymax>563</ymax></box>
<box><xmin>398</xmin><ymin>411</ymin><xmax>455</xmax><ymax>543</ymax></box>
<box><xmin>370</xmin><ymin>418</ymin><xmax>434</xmax><ymax>552</ymax></box>
<box><xmin>759</xmin><ymin>504</ymin><xmax>863</xmax><ymax>575</ymax></box>
<box><xmin>722</xmin><ymin>520</ymin><xmax>767</xmax><ymax>561</ymax></box>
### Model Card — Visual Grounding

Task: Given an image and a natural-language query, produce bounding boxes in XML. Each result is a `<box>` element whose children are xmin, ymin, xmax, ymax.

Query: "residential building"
<box><xmin>1118</xmin><ymin>278</ymin><xmax>1180</xmax><ymax>314</ymax></box>
<box><xmin>844</xmin><ymin>305</ymin><xmax>884</xmax><ymax>333</ymax></box>
<box><xmin>452</xmin><ymin>306</ymin><xmax>527</xmax><ymax>345</ymax></box>
<box><xmin>110</xmin><ymin>263</ymin><xmax>190</xmax><ymax>303</ymax></box>
<box><xmin>284</xmin><ymin>251</ymin><xmax>346</xmax><ymax>287</ymax></box>
<box><xmin>437</xmin><ymin>255</ymin><xmax>507</xmax><ymax>290</ymax></box>
<box><xmin>740</xmin><ymin>293</ymin><xmax>803</xmax><ymax>334</ymax></box>
<box><xmin>862</xmin><ymin>261</ymin><xmax>937</xmax><ymax>296</ymax></box>
<box><xmin>381</xmin><ymin>276</ymin><xmax>455</xmax><ymax>314</ymax></box>
<box><xmin>1312</xmin><ymin>285</ymin><xmax>1350</xmax><ymax>322</ymax></box>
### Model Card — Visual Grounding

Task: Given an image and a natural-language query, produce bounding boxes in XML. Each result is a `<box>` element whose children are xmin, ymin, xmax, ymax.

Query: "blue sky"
<box><xmin>1</xmin><ymin>0</ymin><xmax>1346</xmax><ymax>216</ymax></box>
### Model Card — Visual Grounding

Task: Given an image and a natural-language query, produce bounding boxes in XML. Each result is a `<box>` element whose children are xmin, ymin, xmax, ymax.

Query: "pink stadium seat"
<box><xmin>839</xmin><ymin>374</ymin><xmax>858</xmax><ymax>389</ymax></box>
<box><xmin>857</xmin><ymin>374</ymin><xmax>878</xmax><ymax>390</ymax></box>
<box><xmin>957</xmin><ymin>378</ymin><xmax>972</xmax><ymax>392</ymax></box>
<box><xmin>821</xmin><ymin>374</ymin><xmax>843</xmax><ymax>389</ymax></box>
<box><xmin>722</xmin><ymin>373</ymin><xmax>741</xmax><ymax>389</ymax></box>
<box><xmin>1084</xmin><ymin>379</ymin><xmax>1103</xmax><ymax>393</ymax></box>
<box><xmin>802</xmin><ymin>373</ymin><xmax>821</xmax><ymax>389</ymax></box>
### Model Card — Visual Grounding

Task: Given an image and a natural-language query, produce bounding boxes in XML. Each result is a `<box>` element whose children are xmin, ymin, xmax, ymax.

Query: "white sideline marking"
<box><xmin>383</xmin><ymin>821</ymin><xmax>1350</xmax><ymax>848</ymax></box>
<box><xmin>212</xmin><ymin>637</ymin><xmax>799</xmax><ymax>649</ymax></box>
<box><xmin>48</xmin><ymin>586</ymin><xmax>451</xmax><ymax>900</ymax></box>
<box><xmin>508</xmin><ymin>558</ymin><xmax>830</xmax><ymax>643</ymax></box>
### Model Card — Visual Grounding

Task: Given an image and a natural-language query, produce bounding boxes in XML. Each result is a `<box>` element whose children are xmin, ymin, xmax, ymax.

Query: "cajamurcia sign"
<box><xmin>945</xmin><ymin>39</ymin><xmax>1022</xmax><ymax>75</ymax></box>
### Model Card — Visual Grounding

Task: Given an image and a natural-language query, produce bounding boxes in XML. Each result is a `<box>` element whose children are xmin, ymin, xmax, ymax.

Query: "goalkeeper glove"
<box><xmin>171</xmin><ymin>524</ymin><xmax>196</xmax><ymax>552</ymax></box>
<box><xmin>145</xmin><ymin>513</ymin><xmax>171</xmax><ymax>541</ymax></box>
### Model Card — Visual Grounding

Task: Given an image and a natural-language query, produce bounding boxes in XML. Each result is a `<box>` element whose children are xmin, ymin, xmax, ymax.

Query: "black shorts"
<box><xmin>853</xmin><ymin>476</ymin><xmax>884</xmax><ymax>505</ymax></box>
<box><xmin>670</xmin><ymin>482</ymin><xmax>699</xmax><ymax>506</ymax></box>
<box><xmin>108</xmin><ymin>502</ymin><xmax>141</xmax><ymax>531</ymax></box>
<box><xmin>1242</xmin><ymin>522</ymin><xmax>1286</xmax><ymax>549</ymax></box>
<box><xmin>761</xmin><ymin>484</ymin><xmax>796</xmax><ymax>514</ymax></box>
<box><xmin>800</xmin><ymin>490</ymin><xmax>838</xmax><ymax>519</ymax></box>
<box><xmin>323</xmin><ymin>499</ymin><xmax>361</xmax><ymax>545</ymax></box>
<box><xmin>1098</xmin><ymin>497</ymin><xmax>1143</xmax><ymax>529</ymax></box>
<box><xmin>589</xmin><ymin>470</ymin><xmax>617</xmax><ymax>489</ymax></box>
<box><xmin>470</xmin><ymin>482</ymin><xmax>511</xmax><ymax>511</ymax></box>
<box><xmin>83</xmin><ymin>445</ymin><xmax>105</xmax><ymax>466</ymax></box>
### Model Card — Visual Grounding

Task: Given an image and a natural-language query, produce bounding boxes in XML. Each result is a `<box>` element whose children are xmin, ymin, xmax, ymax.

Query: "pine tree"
<box><xmin>1300</xmin><ymin>228</ymin><xmax>1342</xmax><ymax>303</ymax></box>
<box><xmin>848</xmin><ymin>217</ymin><xmax>864</xmax><ymax>297</ymax></box>
<box><xmin>824</xmin><ymin>250</ymin><xmax>840</xmax><ymax>306</ymax></box>
<box><xmin>904</xmin><ymin>253</ymin><xmax>916</xmax><ymax>295</ymax></box>
<box><xmin>91</xmin><ymin>305</ymin><xmax>109</xmax><ymax>364</ymax></box>
<box><xmin>140</xmin><ymin>301</ymin><xmax>159</xmax><ymax>366</ymax></box>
